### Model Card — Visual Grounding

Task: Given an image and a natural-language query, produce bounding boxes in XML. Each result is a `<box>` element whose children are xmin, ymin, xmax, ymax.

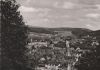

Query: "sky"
<box><xmin>17</xmin><ymin>0</ymin><xmax>100</xmax><ymax>30</ymax></box>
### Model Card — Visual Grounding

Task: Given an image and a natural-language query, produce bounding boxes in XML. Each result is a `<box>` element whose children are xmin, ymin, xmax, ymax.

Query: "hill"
<box><xmin>90</xmin><ymin>30</ymin><xmax>100</xmax><ymax>41</ymax></box>
<box><xmin>27</xmin><ymin>26</ymin><xmax>92</xmax><ymax>38</ymax></box>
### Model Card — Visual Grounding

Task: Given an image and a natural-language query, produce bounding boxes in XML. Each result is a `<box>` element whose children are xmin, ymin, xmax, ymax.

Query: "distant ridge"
<box><xmin>27</xmin><ymin>26</ymin><xmax>92</xmax><ymax>38</ymax></box>
<box><xmin>89</xmin><ymin>30</ymin><xmax>100</xmax><ymax>41</ymax></box>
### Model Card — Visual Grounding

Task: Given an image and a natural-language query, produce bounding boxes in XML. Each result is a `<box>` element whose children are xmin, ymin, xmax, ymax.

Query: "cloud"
<box><xmin>85</xmin><ymin>24</ymin><xmax>100</xmax><ymax>30</ymax></box>
<box><xmin>96</xmin><ymin>4</ymin><xmax>100</xmax><ymax>9</ymax></box>
<box><xmin>86</xmin><ymin>24</ymin><xmax>93</xmax><ymax>28</ymax></box>
<box><xmin>26</xmin><ymin>0</ymin><xmax>31</xmax><ymax>3</ymax></box>
<box><xmin>17</xmin><ymin>0</ymin><xmax>100</xmax><ymax>30</ymax></box>
<box><xmin>86</xmin><ymin>13</ymin><xmax>100</xmax><ymax>18</ymax></box>
<box><xmin>43</xmin><ymin>18</ymin><xmax>49</xmax><ymax>22</ymax></box>
<box><xmin>19</xmin><ymin>6</ymin><xmax>51</xmax><ymax>13</ymax></box>
<box><xmin>63</xmin><ymin>2</ymin><xmax>75</xmax><ymax>9</ymax></box>
<box><xmin>19</xmin><ymin>6</ymin><xmax>37</xmax><ymax>12</ymax></box>
<box><xmin>54</xmin><ymin>2</ymin><xmax>75</xmax><ymax>9</ymax></box>
<box><xmin>86</xmin><ymin>24</ymin><xmax>95</xmax><ymax>30</ymax></box>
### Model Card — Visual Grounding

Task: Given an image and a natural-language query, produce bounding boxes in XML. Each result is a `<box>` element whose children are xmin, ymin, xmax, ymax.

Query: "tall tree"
<box><xmin>1</xmin><ymin>0</ymin><xmax>28</xmax><ymax>70</ymax></box>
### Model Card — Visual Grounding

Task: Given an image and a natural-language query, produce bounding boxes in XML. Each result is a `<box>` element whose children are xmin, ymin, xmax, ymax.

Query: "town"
<box><xmin>25</xmin><ymin>29</ymin><xmax>100</xmax><ymax>70</ymax></box>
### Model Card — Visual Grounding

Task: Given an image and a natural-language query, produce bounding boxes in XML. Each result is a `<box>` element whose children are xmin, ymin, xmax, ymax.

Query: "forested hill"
<box><xmin>27</xmin><ymin>26</ymin><xmax>92</xmax><ymax>37</ymax></box>
<box><xmin>89</xmin><ymin>30</ymin><xmax>100</xmax><ymax>41</ymax></box>
<box><xmin>27</xmin><ymin>26</ymin><xmax>55</xmax><ymax>34</ymax></box>
<box><xmin>91</xmin><ymin>30</ymin><xmax>100</xmax><ymax>36</ymax></box>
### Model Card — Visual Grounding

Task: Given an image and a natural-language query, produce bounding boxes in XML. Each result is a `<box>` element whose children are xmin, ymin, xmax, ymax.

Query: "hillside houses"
<box><xmin>28</xmin><ymin>41</ymin><xmax>48</xmax><ymax>49</ymax></box>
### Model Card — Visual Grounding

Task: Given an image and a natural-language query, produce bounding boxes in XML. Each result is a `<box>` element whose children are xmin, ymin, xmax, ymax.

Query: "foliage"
<box><xmin>74</xmin><ymin>35</ymin><xmax>100</xmax><ymax>70</ymax></box>
<box><xmin>1</xmin><ymin>0</ymin><xmax>28</xmax><ymax>70</ymax></box>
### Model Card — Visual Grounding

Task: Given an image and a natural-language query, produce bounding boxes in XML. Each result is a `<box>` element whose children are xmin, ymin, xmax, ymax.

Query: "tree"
<box><xmin>1</xmin><ymin>0</ymin><xmax>29</xmax><ymax>70</ymax></box>
<box><xmin>75</xmin><ymin>36</ymin><xmax>100</xmax><ymax>70</ymax></box>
